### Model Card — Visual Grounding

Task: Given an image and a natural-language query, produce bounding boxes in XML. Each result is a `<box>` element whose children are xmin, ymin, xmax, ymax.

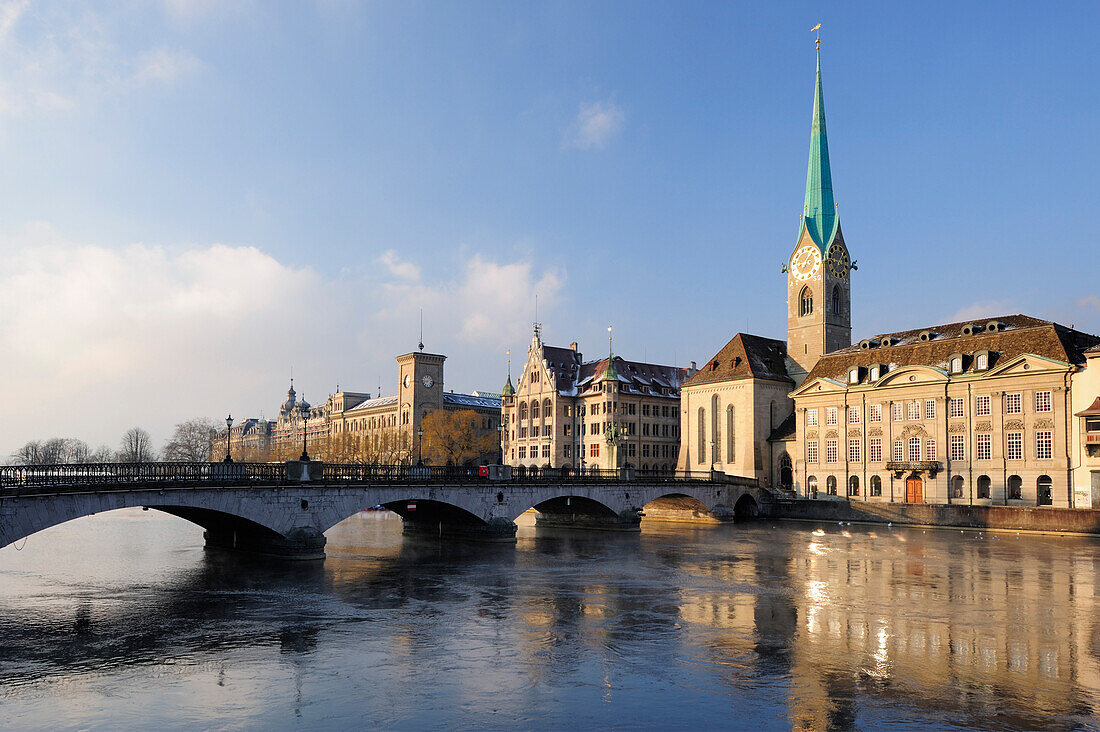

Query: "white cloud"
<box><xmin>0</xmin><ymin>2</ymin><xmax>200</xmax><ymax>119</ymax></box>
<box><xmin>943</xmin><ymin>300</ymin><xmax>1018</xmax><ymax>324</ymax></box>
<box><xmin>377</xmin><ymin>250</ymin><xmax>421</xmax><ymax>281</ymax></box>
<box><xmin>563</xmin><ymin>98</ymin><xmax>625</xmax><ymax>150</ymax></box>
<box><xmin>1078</xmin><ymin>295</ymin><xmax>1100</xmax><ymax>313</ymax></box>
<box><xmin>0</xmin><ymin>224</ymin><xmax>563</xmax><ymax>457</ymax></box>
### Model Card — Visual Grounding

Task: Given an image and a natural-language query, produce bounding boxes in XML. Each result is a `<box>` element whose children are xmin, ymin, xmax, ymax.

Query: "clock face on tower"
<box><xmin>421</xmin><ymin>375</ymin><xmax>434</xmax><ymax>388</ymax></box>
<box><xmin>790</xmin><ymin>244</ymin><xmax>822</xmax><ymax>281</ymax></box>
<box><xmin>826</xmin><ymin>244</ymin><xmax>850</xmax><ymax>279</ymax></box>
<box><xmin>403</xmin><ymin>375</ymin><xmax>411</xmax><ymax>388</ymax></box>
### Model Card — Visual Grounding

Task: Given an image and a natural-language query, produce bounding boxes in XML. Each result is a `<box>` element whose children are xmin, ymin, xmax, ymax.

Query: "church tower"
<box><xmin>786</xmin><ymin>40</ymin><xmax>852</xmax><ymax>386</ymax></box>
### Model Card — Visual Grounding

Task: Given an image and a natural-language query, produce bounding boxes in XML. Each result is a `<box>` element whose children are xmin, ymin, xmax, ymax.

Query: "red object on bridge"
<box><xmin>478</xmin><ymin>465</ymin><xmax>489</xmax><ymax>478</ymax></box>
<box><xmin>406</xmin><ymin>503</ymin><xmax>416</xmax><ymax>511</ymax></box>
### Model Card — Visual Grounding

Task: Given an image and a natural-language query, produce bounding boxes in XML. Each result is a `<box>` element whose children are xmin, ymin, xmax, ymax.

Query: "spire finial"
<box><xmin>418</xmin><ymin>308</ymin><xmax>424</xmax><ymax>351</ymax></box>
<box><xmin>811</xmin><ymin>23</ymin><xmax>821</xmax><ymax>50</ymax></box>
<box><xmin>608</xmin><ymin>324</ymin><xmax>613</xmax><ymax>360</ymax></box>
<box><xmin>801</xmin><ymin>26</ymin><xmax>837</xmax><ymax>252</ymax></box>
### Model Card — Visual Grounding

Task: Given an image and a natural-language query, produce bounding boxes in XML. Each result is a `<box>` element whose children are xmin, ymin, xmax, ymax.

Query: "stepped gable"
<box><xmin>804</xmin><ymin>314</ymin><xmax>1100</xmax><ymax>383</ymax></box>
<box><xmin>683</xmin><ymin>333</ymin><xmax>791</xmax><ymax>388</ymax></box>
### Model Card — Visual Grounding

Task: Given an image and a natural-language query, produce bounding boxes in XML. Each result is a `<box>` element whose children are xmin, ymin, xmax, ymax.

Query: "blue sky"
<box><xmin>2</xmin><ymin>1</ymin><xmax>1098</xmax><ymax>454</ymax></box>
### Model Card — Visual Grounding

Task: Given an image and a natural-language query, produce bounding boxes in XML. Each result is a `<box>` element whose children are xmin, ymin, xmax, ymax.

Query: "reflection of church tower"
<box><xmin>786</xmin><ymin>40</ymin><xmax>852</xmax><ymax>387</ymax></box>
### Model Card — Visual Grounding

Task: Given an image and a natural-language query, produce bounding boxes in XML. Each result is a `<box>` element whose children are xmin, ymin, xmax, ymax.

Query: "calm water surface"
<box><xmin>2</xmin><ymin>510</ymin><xmax>1100</xmax><ymax>731</ymax></box>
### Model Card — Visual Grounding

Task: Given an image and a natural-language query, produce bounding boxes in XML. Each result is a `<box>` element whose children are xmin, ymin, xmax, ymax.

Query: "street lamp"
<box><xmin>223</xmin><ymin>414</ymin><xmax>234</xmax><ymax>463</ymax></box>
<box><xmin>417</xmin><ymin>427</ymin><xmax>424</xmax><ymax>465</ymax></box>
<box><xmin>298</xmin><ymin>401</ymin><xmax>310</xmax><ymax>461</ymax></box>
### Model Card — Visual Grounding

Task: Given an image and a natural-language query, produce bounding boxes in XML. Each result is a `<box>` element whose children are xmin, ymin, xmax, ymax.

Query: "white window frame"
<box><xmin>893</xmin><ymin>440</ymin><xmax>904</xmax><ymax>461</ymax></box>
<box><xmin>1035</xmin><ymin>431</ymin><xmax>1053</xmax><ymax>460</ymax></box>
<box><xmin>1035</xmin><ymin>391</ymin><xmax>1052</xmax><ymax>413</ymax></box>
<box><xmin>926</xmin><ymin>439</ymin><xmax>937</xmax><ymax>462</ymax></box>
<box><xmin>869</xmin><ymin>404</ymin><xmax>882</xmax><ymax>423</ymax></box>
<box><xmin>849</xmin><ymin>406</ymin><xmax>861</xmax><ymax>424</ymax></box>
<box><xmin>1005</xmin><ymin>393</ymin><xmax>1022</xmax><ymax>415</ymax></box>
<box><xmin>976</xmin><ymin>433</ymin><xmax>992</xmax><ymax>461</ymax></box>
<box><xmin>1006</xmin><ymin>432</ymin><xmax>1023</xmax><ymax>461</ymax></box>
<box><xmin>949</xmin><ymin>434</ymin><xmax>965</xmax><ymax>461</ymax></box>
<box><xmin>807</xmin><ymin>409</ymin><xmax>819</xmax><ymax>427</ymax></box>
<box><xmin>907</xmin><ymin>437</ymin><xmax>922</xmax><ymax>462</ymax></box>
<box><xmin>975</xmin><ymin>395</ymin><xmax>991</xmax><ymax>416</ymax></box>
<box><xmin>826</xmin><ymin>407</ymin><xmax>838</xmax><ymax>426</ymax></box>
<box><xmin>892</xmin><ymin>402</ymin><xmax>904</xmax><ymax>422</ymax></box>
<box><xmin>826</xmin><ymin>439</ymin><xmax>838</xmax><ymax>463</ymax></box>
<box><xmin>949</xmin><ymin>398</ymin><xmax>965</xmax><ymax>418</ymax></box>
<box><xmin>868</xmin><ymin>438</ymin><xmax>882</xmax><ymax>463</ymax></box>
<box><xmin>807</xmin><ymin>440</ymin><xmax>819</xmax><ymax>463</ymax></box>
<box><xmin>849</xmin><ymin>438</ymin><xmax>861</xmax><ymax>463</ymax></box>
<box><xmin>925</xmin><ymin>399</ymin><xmax>936</xmax><ymax>420</ymax></box>
<box><xmin>908</xmin><ymin>401</ymin><xmax>921</xmax><ymax>420</ymax></box>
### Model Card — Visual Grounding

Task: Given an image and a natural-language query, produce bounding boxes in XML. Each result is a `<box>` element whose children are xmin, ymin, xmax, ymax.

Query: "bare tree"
<box><xmin>12</xmin><ymin>438</ymin><xmax>91</xmax><ymax>465</ymax></box>
<box><xmin>163</xmin><ymin>418</ymin><xmax>218</xmax><ymax>462</ymax></box>
<box><xmin>88</xmin><ymin>445</ymin><xmax>114</xmax><ymax>463</ymax></box>
<box><xmin>421</xmin><ymin>410</ymin><xmax>498</xmax><ymax>466</ymax></box>
<box><xmin>117</xmin><ymin>427</ymin><xmax>155</xmax><ymax>463</ymax></box>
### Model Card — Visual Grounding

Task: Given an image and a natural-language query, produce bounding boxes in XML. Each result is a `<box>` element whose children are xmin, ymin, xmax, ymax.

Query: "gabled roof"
<box><xmin>683</xmin><ymin>333</ymin><xmax>791</xmax><ymax>388</ymax></box>
<box><xmin>804</xmin><ymin>314</ymin><xmax>1100</xmax><ymax>383</ymax></box>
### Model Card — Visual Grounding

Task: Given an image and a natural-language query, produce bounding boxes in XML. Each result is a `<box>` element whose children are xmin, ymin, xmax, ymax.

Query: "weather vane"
<box><xmin>811</xmin><ymin>23</ymin><xmax>821</xmax><ymax>50</ymax></box>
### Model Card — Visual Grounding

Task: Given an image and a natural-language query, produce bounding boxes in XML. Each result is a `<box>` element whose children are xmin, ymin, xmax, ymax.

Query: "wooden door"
<box><xmin>906</xmin><ymin>477</ymin><xmax>923</xmax><ymax>503</ymax></box>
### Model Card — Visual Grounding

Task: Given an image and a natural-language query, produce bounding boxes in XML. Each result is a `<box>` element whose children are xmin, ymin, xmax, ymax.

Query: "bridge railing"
<box><xmin>0</xmin><ymin>461</ymin><xmax>730</xmax><ymax>495</ymax></box>
<box><xmin>0</xmin><ymin>462</ymin><xmax>288</xmax><ymax>494</ymax></box>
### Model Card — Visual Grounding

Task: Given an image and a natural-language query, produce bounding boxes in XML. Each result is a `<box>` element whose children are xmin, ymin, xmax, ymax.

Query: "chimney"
<box><xmin>570</xmin><ymin>341</ymin><xmax>578</xmax><ymax>351</ymax></box>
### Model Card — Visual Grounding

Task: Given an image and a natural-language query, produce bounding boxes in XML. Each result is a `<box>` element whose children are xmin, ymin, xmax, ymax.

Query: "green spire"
<box><xmin>502</xmin><ymin>355</ymin><xmax>515</xmax><ymax>396</ymax></box>
<box><xmin>801</xmin><ymin>47</ymin><xmax>838</xmax><ymax>251</ymax></box>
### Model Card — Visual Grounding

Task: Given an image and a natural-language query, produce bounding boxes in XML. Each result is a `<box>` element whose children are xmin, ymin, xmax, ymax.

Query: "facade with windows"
<box><xmin>788</xmin><ymin>316</ymin><xmax>1098</xmax><ymax>506</ymax></box>
<box><xmin>1072</xmin><ymin>344</ymin><xmax>1100</xmax><ymax>507</ymax></box>
<box><xmin>501</xmin><ymin>327</ymin><xmax>689</xmax><ymax>471</ymax></box>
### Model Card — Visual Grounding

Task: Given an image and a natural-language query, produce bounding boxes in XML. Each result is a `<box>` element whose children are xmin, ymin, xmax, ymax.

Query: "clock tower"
<box><xmin>396</xmin><ymin>347</ymin><xmax>445</xmax><ymax>440</ymax></box>
<box><xmin>786</xmin><ymin>43</ymin><xmax>852</xmax><ymax>386</ymax></box>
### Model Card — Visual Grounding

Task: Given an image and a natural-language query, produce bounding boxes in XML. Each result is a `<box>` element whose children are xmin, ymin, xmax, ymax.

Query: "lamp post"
<box><xmin>417</xmin><ymin>427</ymin><xmax>424</xmax><ymax>466</ymax></box>
<box><xmin>223</xmin><ymin>414</ymin><xmax>234</xmax><ymax>463</ymax></box>
<box><xmin>298</xmin><ymin>402</ymin><xmax>310</xmax><ymax>461</ymax></box>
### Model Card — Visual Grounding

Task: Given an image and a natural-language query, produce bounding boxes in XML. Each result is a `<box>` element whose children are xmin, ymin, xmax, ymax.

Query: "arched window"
<box><xmin>1037</xmin><ymin>475</ymin><xmax>1053</xmax><ymax>505</ymax></box>
<box><xmin>807</xmin><ymin>475</ymin><xmax>818</xmax><ymax>496</ymax></box>
<box><xmin>977</xmin><ymin>475</ymin><xmax>991</xmax><ymax>499</ymax></box>
<box><xmin>779</xmin><ymin>453</ymin><xmax>793</xmax><ymax>489</ymax></box>
<box><xmin>799</xmin><ymin>286</ymin><xmax>813</xmax><ymax>316</ymax></box>
<box><xmin>832</xmin><ymin>285</ymin><xmax>841</xmax><ymax>315</ymax></box>
<box><xmin>531</xmin><ymin>401</ymin><xmax>540</xmax><ymax>419</ymax></box>
<box><xmin>1008</xmin><ymin>475</ymin><xmax>1023</xmax><ymax>500</ymax></box>
<box><xmin>519</xmin><ymin>401</ymin><xmax>528</xmax><ymax>421</ymax></box>
<box><xmin>848</xmin><ymin>475</ymin><xmax>859</xmax><ymax>496</ymax></box>
<box><xmin>827</xmin><ymin>476</ymin><xmax>838</xmax><ymax>495</ymax></box>
<box><xmin>726</xmin><ymin>405</ymin><xmax>735</xmax><ymax>463</ymax></box>
<box><xmin>697</xmin><ymin>407</ymin><xmax>706</xmax><ymax>464</ymax></box>
<box><xmin>543</xmin><ymin>399</ymin><xmax>552</xmax><ymax>418</ymax></box>
<box><xmin>870</xmin><ymin>475</ymin><xmax>882</xmax><ymax>497</ymax></box>
<box><xmin>711</xmin><ymin>395</ymin><xmax>720</xmax><ymax>464</ymax></box>
<box><xmin>952</xmin><ymin>475</ymin><xmax>964</xmax><ymax>499</ymax></box>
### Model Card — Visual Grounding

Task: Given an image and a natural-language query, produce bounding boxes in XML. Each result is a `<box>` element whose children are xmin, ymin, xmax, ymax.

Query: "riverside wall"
<box><xmin>768</xmin><ymin>499</ymin><xmax>1100</xmax><ymax>535</ymax></box>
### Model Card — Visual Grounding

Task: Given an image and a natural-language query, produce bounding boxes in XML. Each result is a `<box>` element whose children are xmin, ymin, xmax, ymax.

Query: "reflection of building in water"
<box><xmin>671</xmin><ymin>527</ymin><xmax>1100</xmax><ymax>729</ymax></box>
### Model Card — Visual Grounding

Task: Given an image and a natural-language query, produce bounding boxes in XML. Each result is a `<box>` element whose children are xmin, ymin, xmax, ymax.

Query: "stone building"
<box><xmin>217</xmin><ymin>347</ymin><xmax>501</xmax><ymax>463</ymax></box>
<box><xmin>680</xmin><ymin>42</ymin><xmax>1100</xmax><ymax>508</ymax></box>
<box><xmin>500</xmin><ymin>326</ymin><xmax>690</xmax><ymax>471</ymax></box>
<box><xmin>1072</xmin><ymin>344</ymin><xmax>1100</xmax><ymax>506</ymax></box>
<box><xmin>788</xmin><ymin>316</ymin><xmax>1097</xmax><ymax>506</ymax></box>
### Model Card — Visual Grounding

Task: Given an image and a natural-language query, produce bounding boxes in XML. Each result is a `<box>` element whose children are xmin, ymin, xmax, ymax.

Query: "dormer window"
<box><xmin>974</xmin><ymin>351</ymin><xmax>990</xmax><ymax>371</ymax></box>
<box><xmin>848</xmin><ymin>367</ymin><xmax>860</xmax><ymax>385</ymax></box>
<box><xmin>949</xmin><ymin>355</ymin><xmax>964</xmax><ymax>374</ymax></box>
<box><xmin>869</xmin><ymin>364</ymin><xmax>883</xmax><ymax>381</ymax></box>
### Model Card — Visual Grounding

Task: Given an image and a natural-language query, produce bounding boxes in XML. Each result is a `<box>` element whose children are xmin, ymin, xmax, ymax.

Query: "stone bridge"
<box><xmin>0</xmin><ymin>461</ymin><xmax>771</xmax><ymax>559</ymax></box>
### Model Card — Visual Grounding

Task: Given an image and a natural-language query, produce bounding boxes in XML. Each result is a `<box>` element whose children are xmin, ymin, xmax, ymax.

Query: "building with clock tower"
<box><xmin>785</xmin><ymin>46</ymin><xmax>852</xmax><ymax>388</ymax></box>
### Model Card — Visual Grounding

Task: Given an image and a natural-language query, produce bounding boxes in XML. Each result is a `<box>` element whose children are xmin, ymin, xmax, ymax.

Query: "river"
<box><xmin>1</xmin><ymin>510</ymin><xmax>1099</xmax><ymax>730</ymax></box>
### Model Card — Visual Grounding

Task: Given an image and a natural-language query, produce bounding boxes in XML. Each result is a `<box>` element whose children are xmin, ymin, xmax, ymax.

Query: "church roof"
<box><xmin>804</xmin><ymin>314</ymin><xmax>1100</xmax><ymax>383</ymax></box>
<box><xmin>683</xmin><ymin>333</ymin><xmax>792</xmax><ymax>387</ymax></box>
<box><xmin>800</xmin><ymin>49</ymin><xmax>838</xmax><ymax>252</ymax></box>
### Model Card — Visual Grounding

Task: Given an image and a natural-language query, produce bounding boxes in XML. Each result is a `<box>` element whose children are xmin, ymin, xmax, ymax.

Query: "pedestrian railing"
<box><xmin>0</xmin><ymin>461</ymin><xmax>730</xmax><ymax>496</ymax></box>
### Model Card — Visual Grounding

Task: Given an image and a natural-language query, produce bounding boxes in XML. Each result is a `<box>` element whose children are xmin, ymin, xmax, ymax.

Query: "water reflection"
<box><xmin>1</xmin><ymin>509</ymin><xmax>1099</xmax><ymax>729</ymax></box>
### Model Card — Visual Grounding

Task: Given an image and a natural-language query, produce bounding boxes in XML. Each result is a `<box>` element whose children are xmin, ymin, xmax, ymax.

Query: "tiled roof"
<box><xmin>443</xmin><ymin>392</ymin><xmax>501</xmax><ymax>410</ymax></box>
<box><xmin>531</xmin><ymin>341</ymin><xmax>686</xmax><ymax>398</ymax></box>
<box><xmin>683</xmin><ymin>333</ymin><xmax>791</xmax><ymax>387</ymax></box>
<box><xmin>805</xmin><ymin>314</ymin><xmax>1100</xmax><ymax>383</ymax></box>
<box><xmin>346</xmin><ymin>394</ymin><xmax>398</xmax><ymax>412</ymax></box>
